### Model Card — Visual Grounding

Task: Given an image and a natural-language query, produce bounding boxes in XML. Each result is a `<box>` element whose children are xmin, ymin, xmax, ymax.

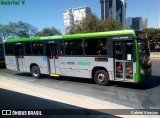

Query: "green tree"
<box><xmin>67</xmin><ymin>13</ymin><xmax>101</xmax><ymax>34</ymax></box>
<box><xmin>67</xmin><ymin>13</ymin><xmax>123</xmax><ymax>34</ymax></box>
<box><xmin>16</xmin><ymin>21</ymin><xmax>38</xmax><ymax>38</ymax></box>
<box><xmin>0</xmin><ymin>24</ymin><xmax>12</xmax><ymax>41</ymax></box>
<box><xmin>37</xmin><ymin>27</ymin><xmax>61</xmax><ymax>36</ymax></box>
<box><xmin>80</xmin><ymin>13</ymin><xmax>102</xmax><ymax>33</ymax></box>
<box><xmin>0</xmin><ymin>24</ymin><xmax>6</xmax><ymax>41</ymax></box>
<box><xmin>143</xmin><ymin>28</ymin><xmax>160</xmax><ymax>50</ymax></box>
<box><xmin>0</xmin><ymin>21</ymin><xmax>38</xmax><ymax>40</ymax></box>
<box><xmin>100</xmin><ymin>18</ymin><xmax>123</xmax><ymax>31</ymax></box>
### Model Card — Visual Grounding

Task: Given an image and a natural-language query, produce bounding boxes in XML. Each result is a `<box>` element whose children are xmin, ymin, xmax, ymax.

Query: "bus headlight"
<box><xmin>140</xmin><ymin>68</ymin><xmax>144</xmax><ymax>74</ymax></box>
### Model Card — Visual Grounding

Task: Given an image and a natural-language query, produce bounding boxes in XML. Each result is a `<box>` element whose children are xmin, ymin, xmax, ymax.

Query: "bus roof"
<box><xmin>4</xmin><ymin>30</ymin><xmax>136</xmax><ymax>43</ymax></box>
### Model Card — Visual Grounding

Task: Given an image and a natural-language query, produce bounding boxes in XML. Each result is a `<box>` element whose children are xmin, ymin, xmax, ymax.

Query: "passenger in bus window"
<box><xmin>96</xmin><ymin>49</ymin><xmax>101</xmax><ymax>55</ymax></box>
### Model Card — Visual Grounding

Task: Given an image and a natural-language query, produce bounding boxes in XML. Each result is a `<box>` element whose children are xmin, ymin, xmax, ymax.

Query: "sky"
<box><xmin>0</xmin><ymin>0</ymin><xmax>160</xmax><ymax>34</ymax></box>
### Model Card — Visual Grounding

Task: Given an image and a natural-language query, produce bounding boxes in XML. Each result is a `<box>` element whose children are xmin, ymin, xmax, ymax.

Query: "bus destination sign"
<box><xmin>111</xmin><ymin>35</ymin><xmax>132</xmax><ymax>40</ymax></box>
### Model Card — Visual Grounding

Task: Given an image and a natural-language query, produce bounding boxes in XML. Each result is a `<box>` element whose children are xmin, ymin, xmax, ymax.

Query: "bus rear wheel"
<box><xmin>31</xmin><ymin>66</ymin><xmax>41</xmax><ymax>78</ymax></box>
<box><xmin>94</xmin><ymin>70</ymin><xmax>109</xmax><ymax>86</ymax></box>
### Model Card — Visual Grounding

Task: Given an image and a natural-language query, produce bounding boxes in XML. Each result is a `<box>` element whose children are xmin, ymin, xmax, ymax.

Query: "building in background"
<box><xmin>63</xmin><ymin>8</ymin><xmax>74</xmax><ymax>33</ymax></box>
<box><xmin>63</xmin><ymin>6</ymin><xmax>91</xmax><ymax>33</ymax></box>
<box><xmin>100</xmin><ymin>0</ymin><xmax>126</xmax><ymax>26</ymax></box>
<box><xmin>126</xmin><ymin>17</ymin><xmax>142</xmax><ymax>31</ymax></box>
<box><xmin>142</xmin><ymin>19</ymin><xmax>148</xmax><ymax>30</ymax></box>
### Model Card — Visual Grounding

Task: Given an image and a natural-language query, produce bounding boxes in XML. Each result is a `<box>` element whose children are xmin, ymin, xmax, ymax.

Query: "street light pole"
<box><xmin>104</xmin><ymin>0</ymin><xmax>106</xmax><ymax>20</ymax></box>
<box><xmin>147</xmin><ymin>8</ymin><xmax>149</xmax><ymax>27</ymax></box>
<box><xmin>158</xmin><ymin>15</ymin><xmax>160</xmax><ymax>29</ymax></box>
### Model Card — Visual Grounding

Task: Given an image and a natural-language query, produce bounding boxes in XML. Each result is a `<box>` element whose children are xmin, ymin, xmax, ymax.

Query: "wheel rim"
<box><xmin>97</xmin><ymin>73</ymin><xmax>106</xmax><ymax>83</ymax></box>
<box><xmin>33</xmin><ymin>68</ymin><xmax>39</xmax><ymax>77</ymax></box>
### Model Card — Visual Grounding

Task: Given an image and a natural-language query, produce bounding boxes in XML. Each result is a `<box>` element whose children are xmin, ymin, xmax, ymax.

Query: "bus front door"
<box><xmin>46</xmin><ymin>45</ymin><xmax>58</xmax><ymax>74</ymax></box>
<box><xmin>15</xmin><ymin>45</ymin><xmax>25</xmax><ymax>71</ymax></box>
<box><xmin>114</xmin><ymin>42</ymin><xmax>134</xmax><ymax>81</ymax></box>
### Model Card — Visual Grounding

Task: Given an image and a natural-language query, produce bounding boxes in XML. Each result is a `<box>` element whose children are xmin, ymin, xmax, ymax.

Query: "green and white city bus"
<box><xmin>4</xmin><ymin>30</ymin><xmax>151</xmax><ymax>86</ymax></box>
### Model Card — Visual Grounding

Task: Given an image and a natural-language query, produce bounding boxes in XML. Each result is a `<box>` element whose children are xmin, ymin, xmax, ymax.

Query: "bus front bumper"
<box><xmin>134</xmin><ymin>67</ymin><xmax>152</xmax><ymax>83</ymax></box>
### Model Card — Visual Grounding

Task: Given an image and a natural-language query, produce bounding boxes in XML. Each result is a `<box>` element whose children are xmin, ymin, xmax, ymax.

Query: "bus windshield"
<box><xmin>138</xmin><ymin>38</ymin><xmax>151</xmax><ymax>68</ymax></box>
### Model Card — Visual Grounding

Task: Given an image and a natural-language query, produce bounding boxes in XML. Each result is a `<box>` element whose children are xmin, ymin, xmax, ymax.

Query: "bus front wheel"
<box><xmin>31</xmin><ymin>66</ymin><xmax>41</xmax><ymax>78</ymax></box>
<box><xmin>94</xmin><ymin>70</ymin><xmax>109</xmax><ymax>86</ymax></box>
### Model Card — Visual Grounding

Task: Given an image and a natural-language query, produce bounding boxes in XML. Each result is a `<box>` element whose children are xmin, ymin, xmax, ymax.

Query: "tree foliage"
<box><xmin>143</xmin><ymin>28</ymin><xmax>160</xmax><ymax>50</ymax></box>
<box><xmin>0</xmin><ymin>24</ymin><xmax>6</xmax><ymax>41</ymax></box>
<box><xmin>67</xmin><ymin>13</ymin><xmax>123</xmax><ymax>34</ymax></box>
<box><xmin>0</xmin><ymin>21</ymin><xmax>38</xmax><ymax>41</ymax></box>
<box><xmin>37</xmin><ymin>27</ymin><xmax>61</xmax><ymax>36</ymax></box>
<box><xmin>100</xmin><ymin>19</ymin><xmax>123</xmax><ymax>31</ymax></box>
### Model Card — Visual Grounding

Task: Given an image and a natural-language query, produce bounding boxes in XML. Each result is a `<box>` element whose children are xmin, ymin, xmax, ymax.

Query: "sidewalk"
<box><xmin>150</xmin><ymin>52</ymin><xmax>160</xmax><ymax>58</ymax></box>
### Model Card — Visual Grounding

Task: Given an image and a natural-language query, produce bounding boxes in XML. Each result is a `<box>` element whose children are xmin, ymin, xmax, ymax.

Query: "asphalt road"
<box><xmin>0</xmin><ymin>59</ymin><xmax>160</xmax><ymax>111</ymax></box>
<box><xmin>1</xmin><ymin>88</ymin><xmax>120</xmax><ymax>118</ymax></box>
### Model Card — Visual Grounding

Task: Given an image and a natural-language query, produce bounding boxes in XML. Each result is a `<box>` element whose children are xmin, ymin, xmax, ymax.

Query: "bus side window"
<box><xmin>5</xmin><ymin>43</ymin><xmax>14</xmax><ymax>55</ymax></box>
<box><xmin>60</xmin><ymin>41</ymin><xmax>64</xmax><ymax>55</ymax></box>
<box><xmin>25</xmin><ymin>42</ymin><xmax>32</xmax><ymax>55</ymax></box>
<box><xmin>64</xmin><ymin>39</ymin><xmax>83</xmax><ymax>55</ymax></box>
<box><xmin>126</xmin><ymin>42</ymin><xmax>133</xmax><ymax>60</ymax></box>
<box><xmin>64</xmin><ymin>40</ymin><xmax>72</xmax><ymax>55</ymax></box>
<box><xmin>15</xmin><ymin>48</ymin><xmax>20</xmax><ymax>58</ymax></box>
<box><xmin>14</xmin><ymin>44</ymin><xmax>24</xmax><ymax>58</ymax></box>
<box><xmin>32</xmin><ymin>42</ymin><xmax>43</xmax><ymax>55</ymax></box>
<box><xmin>115</xmin><ymin>42</ymin><xmax>123</xmax><ymax>60</ymax></box>
<box><xmin>46</xmin><ymin>46</ymin><xmax>53</xmax><ymax>59</ymax></box>
<box><xmin>71</xmin><ymin>39</ymin><xmax>83</xmax><ymax>55</ymax></box>
<box><xmin>85</xmin><ymin>38</ymin><xmax>107</xmax><ymax>55</ymax></box>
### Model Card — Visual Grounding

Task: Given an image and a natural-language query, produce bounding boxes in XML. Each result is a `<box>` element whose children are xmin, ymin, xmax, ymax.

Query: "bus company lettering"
<box><xmin>77</xmin><ymin>61</ymin><xmax>91</xmax><ymax>66</ymax></box>
<box><xmin>112</xmin><ymin>36</ymin><xmax>129</xmax><ymax>40</ymax></box>
<box><xmin>40</xmin><ymin>35</ymin><xmax>62</xmax><ymax>40</ymax></box>
<box><xmin>67</xmin><ymin>62</ymin><xmax>75</xmax><ymax>65</ymax></box>
<box><xmin>0</xmin><ymin>0</ymin><xmax>25</xmax><ymax>5</ymax></box>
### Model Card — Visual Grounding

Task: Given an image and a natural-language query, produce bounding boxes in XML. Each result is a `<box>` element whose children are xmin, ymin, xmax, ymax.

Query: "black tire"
<box><xmin>31</xmin><ymin>66</ymin><xmax>41</xmax><ymax>78</ymax></box>
<box><xmin>94</xmin><ymin>70</ymin><xmax>109</xmax><ymax>86</ymax></box>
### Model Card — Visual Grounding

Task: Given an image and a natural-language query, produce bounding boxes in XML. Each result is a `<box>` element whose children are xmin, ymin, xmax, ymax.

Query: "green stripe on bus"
<box><xmin>4</xmin><ymin>30</ymin><xmax>135</xmax><ymax>43</ymax></box>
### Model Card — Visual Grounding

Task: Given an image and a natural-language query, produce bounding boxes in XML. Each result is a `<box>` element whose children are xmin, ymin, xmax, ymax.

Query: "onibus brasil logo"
<box><xmin>0</xmin><ymin>0</ymin><xmax>25</xmax><ymax>5</ymax></box>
